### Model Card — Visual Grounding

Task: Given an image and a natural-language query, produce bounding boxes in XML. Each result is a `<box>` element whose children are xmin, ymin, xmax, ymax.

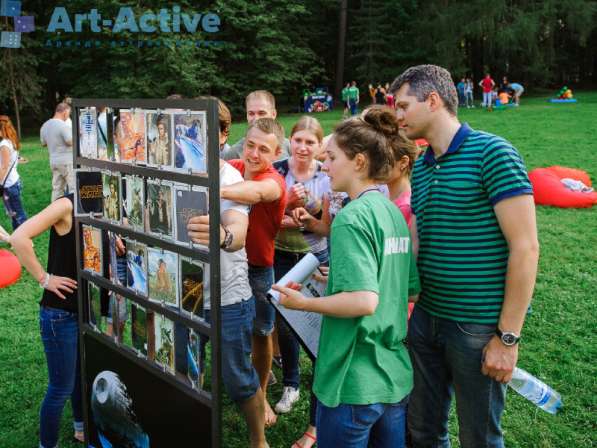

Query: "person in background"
<box><xmin>341</xmin><ymin>82</ymin><xmax>350</xmax><ymax>118</ymax></box>
<box><xmin>456</xmin><ymin>77</ymin><xmax>466</xmax><ymax>107</ymax></box>
<box><xmin>479</xmin><ymin>73</ymin><xmax>495</xmax><ymax>108</ymax></box>
<box><xmin>0</xmin><ymin>115</ymin><xmax>27</xmax><ymax>230</ymax></box>
<box><xmin>40</xmin><ymin>102</ymin><xmax>74</xmax><ymax>201</ymax></box>
<box><xmin>348</xmin><ymin>81</ymin><xmax>360</xmax><ymax>115</ymax></box>
<box><xmin>272</xmin><ymin>116</ymin><xmax>331</xmax><ymax>448</ymax></box>
<box><xmin>8</xmin><ymin>193</ymin><xmax>83</xmax><ymax>448</ymax></box>
<box><xmin>385</xmin><ymin>82</ymin><xmax>395</xmax><ymax>109</ymax></box>
<box><xmin>221</xmin><ymin>90</ymin><xmax>291</xmax><ymax>161</ymax></box>
<box><xmin>274</xmin><ymin>106</ymin><xmax>420</xmax><ymax>447</ymax></box>
<box><xmin>375</xmin><ymin>84</ymin><xmax>386</xmax><ymax>105</ymax></box>
<box><xmin>464</xmin><ymin>78</ymin><xmax>475</xmax><ymax>108</ymax></box>
<box><xmin>509</xmin><ymin>82</ymin><xmax>525</xmax><ymax>105</ymax></box>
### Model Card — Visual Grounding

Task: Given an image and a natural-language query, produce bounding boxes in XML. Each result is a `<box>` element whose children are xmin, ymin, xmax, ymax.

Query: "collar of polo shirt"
<box><xmin>423</xmin><ymin>123</ymin><xmax>473</xmax><ymax>166</ymax></box>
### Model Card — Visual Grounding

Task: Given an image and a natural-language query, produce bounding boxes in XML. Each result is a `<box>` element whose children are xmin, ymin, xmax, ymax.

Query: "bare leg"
<box><xmin>252</xmin><ymin>334</ymin><xmax>277</xmax><ymax>426</ymax></box>
<box><xmin>292</xmin><ymin>425</ymin><xmax>317</xmax><ymax>448</ymax></box>
<box><xmin>240</xmin><ymin>388</ymin><xmax>269</xmax><ymax>448</ymax></box>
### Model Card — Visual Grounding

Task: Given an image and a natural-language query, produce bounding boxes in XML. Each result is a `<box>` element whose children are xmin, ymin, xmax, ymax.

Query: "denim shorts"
<box><xmin>204</xmin><ymin>297</ymin><xmax>260</xmax><ymax>403</ymax></box>
<box><xmin>248</xmin><ymin>264</ymin><xmax>275</xmax><ymax>337</ymax></box>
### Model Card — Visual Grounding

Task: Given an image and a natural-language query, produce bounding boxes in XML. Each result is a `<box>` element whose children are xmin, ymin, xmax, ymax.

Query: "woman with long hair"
<box><xmin>0</xmin><ymin>115</ymin><xmax>27</xmax><ymax>229</ymax></box>
<box><xmin>273</xmin><ymin>107</ymin><xmax>420</xmax><ymax>447</ymax></box>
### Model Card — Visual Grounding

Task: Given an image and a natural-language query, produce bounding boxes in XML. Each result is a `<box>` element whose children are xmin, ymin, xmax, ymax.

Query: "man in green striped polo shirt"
<box><xmin>390</xmin><ymin>65</ymin><xmax>539</xmax><ymax>448</ymax></box>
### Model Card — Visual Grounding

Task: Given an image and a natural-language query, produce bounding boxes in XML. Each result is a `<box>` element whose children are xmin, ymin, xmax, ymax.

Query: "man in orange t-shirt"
<box><xmin>222</xmin><ymin>117</ymin><xmax>287</xmax><ymax>427</ymax></box>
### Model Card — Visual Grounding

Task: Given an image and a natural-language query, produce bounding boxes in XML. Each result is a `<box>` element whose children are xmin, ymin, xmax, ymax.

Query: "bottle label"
<box><xmin>536</xmin><ymin>384</ymin><xmax>550</xmax><ymax>406</ymax></box>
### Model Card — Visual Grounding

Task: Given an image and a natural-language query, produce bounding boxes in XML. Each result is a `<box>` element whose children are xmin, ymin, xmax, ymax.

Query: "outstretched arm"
<box><xmin>221</xmin><ymin>178</ymin><xmax>282</xmax><ymax>205</ymax></box>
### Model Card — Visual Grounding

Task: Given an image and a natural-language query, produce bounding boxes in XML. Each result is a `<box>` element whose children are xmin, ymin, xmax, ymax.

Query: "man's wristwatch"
<box><xmin>220</xmin><ymin>226</ymin><xmax>233</xmax><ymax>250</ymax></box>
<box><xmin>495</xmin><ymin>328</ymin><xmax>521</xmax><ymax>346</ymax></box>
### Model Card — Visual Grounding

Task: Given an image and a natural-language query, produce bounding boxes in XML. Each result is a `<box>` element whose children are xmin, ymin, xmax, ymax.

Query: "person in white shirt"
<box><xmin>187</xmin><ymin>100</ymin><xmax>269</xmax><ymax>448</ymax></box>
<box><xmin>0</xmin><ymin>115</ymin><xmax>27</xmax><ymax>229</ymax></box>
<box><xmin>40</xmin><ymin>102</ymin><xmax>73</xmax><ymax>201</ymax></box>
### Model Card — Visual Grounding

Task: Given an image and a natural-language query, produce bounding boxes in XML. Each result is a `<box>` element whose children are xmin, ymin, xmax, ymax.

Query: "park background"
<box><xmin>0</xmin><ymin>1</ymin><xmax>596</xmax><ymax>447</ymax></box>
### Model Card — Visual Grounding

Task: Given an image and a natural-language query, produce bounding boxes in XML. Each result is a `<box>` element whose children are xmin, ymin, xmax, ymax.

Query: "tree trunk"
<box><xmin>6</xmin><ymin>48</ymin><xmax>21</xmax><ymax>140</ymax></box>
<box><xmin>335</xmin><ymin>0</ymin><xmax>348</xmax><ymax>102</ymax></box>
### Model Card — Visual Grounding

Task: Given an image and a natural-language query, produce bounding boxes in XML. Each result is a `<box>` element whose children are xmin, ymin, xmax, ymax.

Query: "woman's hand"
<box><xmin>45</xmin><ymin>275</ymin><xmax>78</xmax><ymax>300</ymax></box>
<box><xmin>292</xmin><ymin>207</ymin><xmax>317</xmax><ymax>231</ymax></box>
<box><xmin>280</xmin><ymin>214</ymin><xmax>301</xmax><ymax>229</ymax></box>
<box><xmin>313</xmin><ymin>266</ymin><xmax>329</xmax><ymax>283</ymax></box>
<box><xmin>272</xmin><ymin>282</ymin><xmax>305</xmax><ymax>310</ymax></box>
<box><xmin>287</xmin><ymin>183</ymin><xmax>307</xmax><ymax>210</ymax></box>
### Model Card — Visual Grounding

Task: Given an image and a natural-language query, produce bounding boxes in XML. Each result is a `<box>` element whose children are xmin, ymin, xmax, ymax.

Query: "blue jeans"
<box><xmin>274</xmin><ymin>248</ymin><xmax>328</xmax><ymax>389</ymax></box>
<box><xmin>39</xmin><ymin>306</ymin><xmax>83</xmax><ymax>448</ymax></box>
<box><xmin>316</xmin><ymin>398</ymin><xmax>408</xmax><ymax>448</ymax></box>
<box><xmin>203</xmin><ymin>298</ymin><xmax>260</xmax><ymax>402</ymax></box>
<box><xmin>249</xmin><ymin>265</ymin><xmax>275</xmax><ymax>337</ymax></box>
<box><xmin>407</xmin><ymin>306</ymin><xmax>506</xmax><ymax>448</ymax></box>
<box><xmin>2</xmin><ymin>180</ymin><xmax>27</xmax><ymax>230</ymax></box>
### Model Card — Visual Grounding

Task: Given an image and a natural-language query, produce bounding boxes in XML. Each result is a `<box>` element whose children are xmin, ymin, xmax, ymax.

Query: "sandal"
<box><xmin>292</xmin><ymin>431</ymin><xmax>316</xmax><ymax>448</ymax></box>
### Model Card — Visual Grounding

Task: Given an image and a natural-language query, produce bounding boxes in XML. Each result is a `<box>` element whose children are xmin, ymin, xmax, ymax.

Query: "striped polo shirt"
<box><xmin>411</xmin><ymin>123</ymin><xmax>533</xmax><ymax>324</ymax></box>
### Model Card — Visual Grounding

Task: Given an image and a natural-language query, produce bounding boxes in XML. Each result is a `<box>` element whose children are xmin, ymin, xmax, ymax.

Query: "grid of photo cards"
<box><xmin>77</xmin><ymin>104</ymin><xmax>212</xmax><ymax>391</ymax></box>
<box><xmin>77</xmin><ymin>106</ymin><xmax>208</xmax><ymax>174</ymax></box>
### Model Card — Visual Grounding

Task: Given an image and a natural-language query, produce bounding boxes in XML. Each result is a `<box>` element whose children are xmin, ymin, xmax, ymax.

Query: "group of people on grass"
<box><xmin>456</xmin><ymin>74</ymin><xmax>525</xmax><ymax>108</ymax></box>
<box><xmin>0</xmin><ymin>64</ymin><xmax>539</xmax><ymax>448</ymax></box>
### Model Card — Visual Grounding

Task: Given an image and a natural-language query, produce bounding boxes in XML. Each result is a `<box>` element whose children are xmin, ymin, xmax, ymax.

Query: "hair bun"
<box><xmin>362</xmin><ymin>105</ymin><xmax>401</xmax><ymax>137</ymax></box>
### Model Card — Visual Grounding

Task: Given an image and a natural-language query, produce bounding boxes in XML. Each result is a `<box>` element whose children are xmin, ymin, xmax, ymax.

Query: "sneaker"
<box><xmin>274</xmin><ymin>386</ymin><xmax>300</xmax><ymax>414</ymax></box>
<box><xmin>267</xmin><ymin>370</ymin><xmax>277</xmax><ymax>386</ymax></box>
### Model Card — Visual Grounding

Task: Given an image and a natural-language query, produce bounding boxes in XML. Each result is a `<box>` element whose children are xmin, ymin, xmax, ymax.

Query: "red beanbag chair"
<box><xmin>0</xmin><ymin>249</ymin><xmax>21</xmax><ymax>288</ymax></box>
<box><xmin>529</xmin><ymin>166</ymin><xmax>597</xmax><ymax>208</ymax></box>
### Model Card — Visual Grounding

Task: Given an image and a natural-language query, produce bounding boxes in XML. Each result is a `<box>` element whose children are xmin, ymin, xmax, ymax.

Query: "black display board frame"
<box><xmin>73</xmin><ymin>98</ymin><xmax>222</xmax><ymax>447</ymax></box>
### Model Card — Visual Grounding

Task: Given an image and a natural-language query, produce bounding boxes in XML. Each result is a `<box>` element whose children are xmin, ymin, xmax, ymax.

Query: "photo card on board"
<box><xmin>174</xmin><ymin>185</ymin><xmax>208</xmax><ymax>245</ymax></box>
<box><xmin>114</xmin><ymin>109</ymin><xmax>146</xmax><ymax>163</ymax></box>
<box><xmin>148</xmin><ymin>247</ymin><xmax>179</xmax><ymax>306</ymax></box>
<box><xmin>126</xmin><ymin>240</ymin><xmax>148</xmax><ymax>296</ymax></box>
<box><xmin>79</xmin><ymin>107</ymin><xmax>97</xmax><ymax>159</ymax></box>
<box><xmin>154</xmin><ymin>312</ymin><xmax>175</xmax><ymax>373</ymax></box>
<box><xmin>75</xmin><ymin>170</ymin><xmax>103</xmax><ymax>216</ymax></box>
<box><xmin>146</xmin><ymin>179</ymin><xmax>173</xmax><ymax>238</ymax></box>
<box><xmin>173</xmin><ymin>112</ymin><xmax>207</xmax><ymax>172</ymax></box>
<box><xmin>82</xmin><ymin>225</ymin><xmax>103</xmax><ymax>275</ymax></box>
<box><xmin>180</xmin><ymin>257</ymin><xmax>205</xmax><ymax>319</ymax></box>
<box><xmin>102</xmin><ymin>172</ymin><xmax>121</xmax><ymax>223</ymax></box>
<box><xmin>123</xmin><ymin>175</ymin><xmax>145</xmax><ymax>230</ymax></box>
<box><xmin>146</xmin><ymin>111</ymin><xmax>173</xmax><ymax>167</ymax></box>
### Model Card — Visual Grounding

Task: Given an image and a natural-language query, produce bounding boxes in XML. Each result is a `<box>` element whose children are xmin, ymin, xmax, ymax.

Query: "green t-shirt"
<box><xmin>341</xmin><ymin>87</ymin><xmax>349</xmax><ymax>102</ymax></box>
<box><xmin>347</xmin><ymin>85</ymin><xmax>359</xmax><ymax>101</ymax></box>
<box><xmin>313</xmin><ymin>192</ymin><xmax>420</xmax><ymax>407</ymax></box>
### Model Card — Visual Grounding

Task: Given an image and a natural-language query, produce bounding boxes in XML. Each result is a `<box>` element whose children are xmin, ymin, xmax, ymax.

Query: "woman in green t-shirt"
<box><xmin>273</xmin><ymin>106</ymin><xmax>420</xmax><ymax>448</ymax></box>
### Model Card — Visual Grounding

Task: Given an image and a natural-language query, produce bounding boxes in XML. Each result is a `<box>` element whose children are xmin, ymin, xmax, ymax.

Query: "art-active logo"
<box><xmin>0</xmin><ymin>0</ymin><xmax>35</xmax><ymax>48</ymax></box>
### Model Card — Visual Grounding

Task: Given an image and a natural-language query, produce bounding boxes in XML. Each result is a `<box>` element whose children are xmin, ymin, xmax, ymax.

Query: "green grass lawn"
<box><xmin>1</xmin><ymin>92</ymin><xmax>596</xmax><ymax>447</ymax></box>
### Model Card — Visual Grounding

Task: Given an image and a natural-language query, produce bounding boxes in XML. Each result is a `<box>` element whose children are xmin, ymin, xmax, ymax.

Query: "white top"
<box><xmin>204</xmin><ymin>162</ymin><xmax>253</xmax><ymax>309</ymax></box>
<box><xmin>40</xmin><ymin>118</ymin><xmax>73</xmax><ymax>166</ymax></box>
<box><xmin>0</xmin><ymin>138</ymin><xmax>19</xmax><ymax>188</ymax></box>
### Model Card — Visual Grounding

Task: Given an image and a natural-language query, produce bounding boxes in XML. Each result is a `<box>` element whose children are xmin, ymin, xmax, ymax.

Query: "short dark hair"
<box><xmin>390</xmin><ymin>64</ymin><xmax>458</xmax><ymax>115</ymax></box>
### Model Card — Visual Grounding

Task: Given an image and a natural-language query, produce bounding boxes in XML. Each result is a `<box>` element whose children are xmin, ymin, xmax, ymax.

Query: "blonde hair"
<box><xmin>247</xmin><ymin>117</ymin><xmax>285</xmax><ymax>149</ymax></box>
<box><xmin>246</xmin><ymin>90</ymin><xmax>276</xmax><ymax>110</ymax></box>
<box><xmin>290</xmin><ymin>116</ymin><xmax>324</xmax><ymax>143</ymax></box>
<box><xmin>0</xmin><ymin>115</ymin><xmax>20</xmax><ymax>151</ymax></box>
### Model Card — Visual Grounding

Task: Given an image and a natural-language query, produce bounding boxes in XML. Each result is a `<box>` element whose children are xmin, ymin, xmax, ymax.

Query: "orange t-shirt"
<box><xmin>498</xmin><ymin>92</ymin><xmax>510</xmax><ymax>104</ymax></box>
<box><xmin>228</xmin><ymin>160</ymin><xmax>287</xmax><ymax>267</ymax></box>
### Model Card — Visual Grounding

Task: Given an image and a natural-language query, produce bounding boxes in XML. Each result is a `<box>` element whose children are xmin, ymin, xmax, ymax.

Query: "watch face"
<box><xmin>502</xmin><ymin>333</ymin><xmax>517</xmax><ymax>345</ymax></box>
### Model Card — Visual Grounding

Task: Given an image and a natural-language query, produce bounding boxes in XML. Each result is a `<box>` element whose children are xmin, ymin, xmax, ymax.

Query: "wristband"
<box><xmin>39</xmin><ymin>273</ymin><xmax>51</xmax><ymax>289</ymax></box>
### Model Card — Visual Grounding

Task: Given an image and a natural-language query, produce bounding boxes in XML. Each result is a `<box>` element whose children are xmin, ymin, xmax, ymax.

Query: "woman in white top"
<box><xmin>0</xmin><ymin>115</ymin><xmax>27</xmax><ymax>229</ymax></box>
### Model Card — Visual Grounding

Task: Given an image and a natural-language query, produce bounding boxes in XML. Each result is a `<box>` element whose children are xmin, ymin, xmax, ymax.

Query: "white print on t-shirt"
<box><xmin>384</xmin><ymin>237</ymin><xmax>410</xmax><ymax>255</ymax></box>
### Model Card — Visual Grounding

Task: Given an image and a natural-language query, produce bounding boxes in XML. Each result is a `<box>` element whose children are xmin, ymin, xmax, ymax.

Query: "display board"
<box><xmin>73</xmin><ymin>98</ymin><xmax>222</xmax><ymax>447</ymax></box>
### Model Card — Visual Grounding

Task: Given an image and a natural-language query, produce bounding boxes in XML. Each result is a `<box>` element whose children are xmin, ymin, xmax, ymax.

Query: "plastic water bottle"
<box><xmin>508</xmin><ymin>367</ymin><xmax>562</xmax><ymax>414</ymax></box>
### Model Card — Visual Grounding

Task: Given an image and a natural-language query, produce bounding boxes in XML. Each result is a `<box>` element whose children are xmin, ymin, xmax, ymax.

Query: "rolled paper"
<box><xmin>268</xmin><ymin>252</ymin><xmax>320</xmax><ymax>303</ymax></box>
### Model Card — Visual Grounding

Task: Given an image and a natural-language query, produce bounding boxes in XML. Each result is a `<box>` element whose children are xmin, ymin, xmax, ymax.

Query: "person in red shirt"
<box><xmin>222</xmin><ymin>117</ymin><xmax>287</xmax><ymax>427</ymax></box>
<box><xmin>479</xmin><ymin>73</ymin><xmax>495</xmax><ymax>108</ymax></box>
